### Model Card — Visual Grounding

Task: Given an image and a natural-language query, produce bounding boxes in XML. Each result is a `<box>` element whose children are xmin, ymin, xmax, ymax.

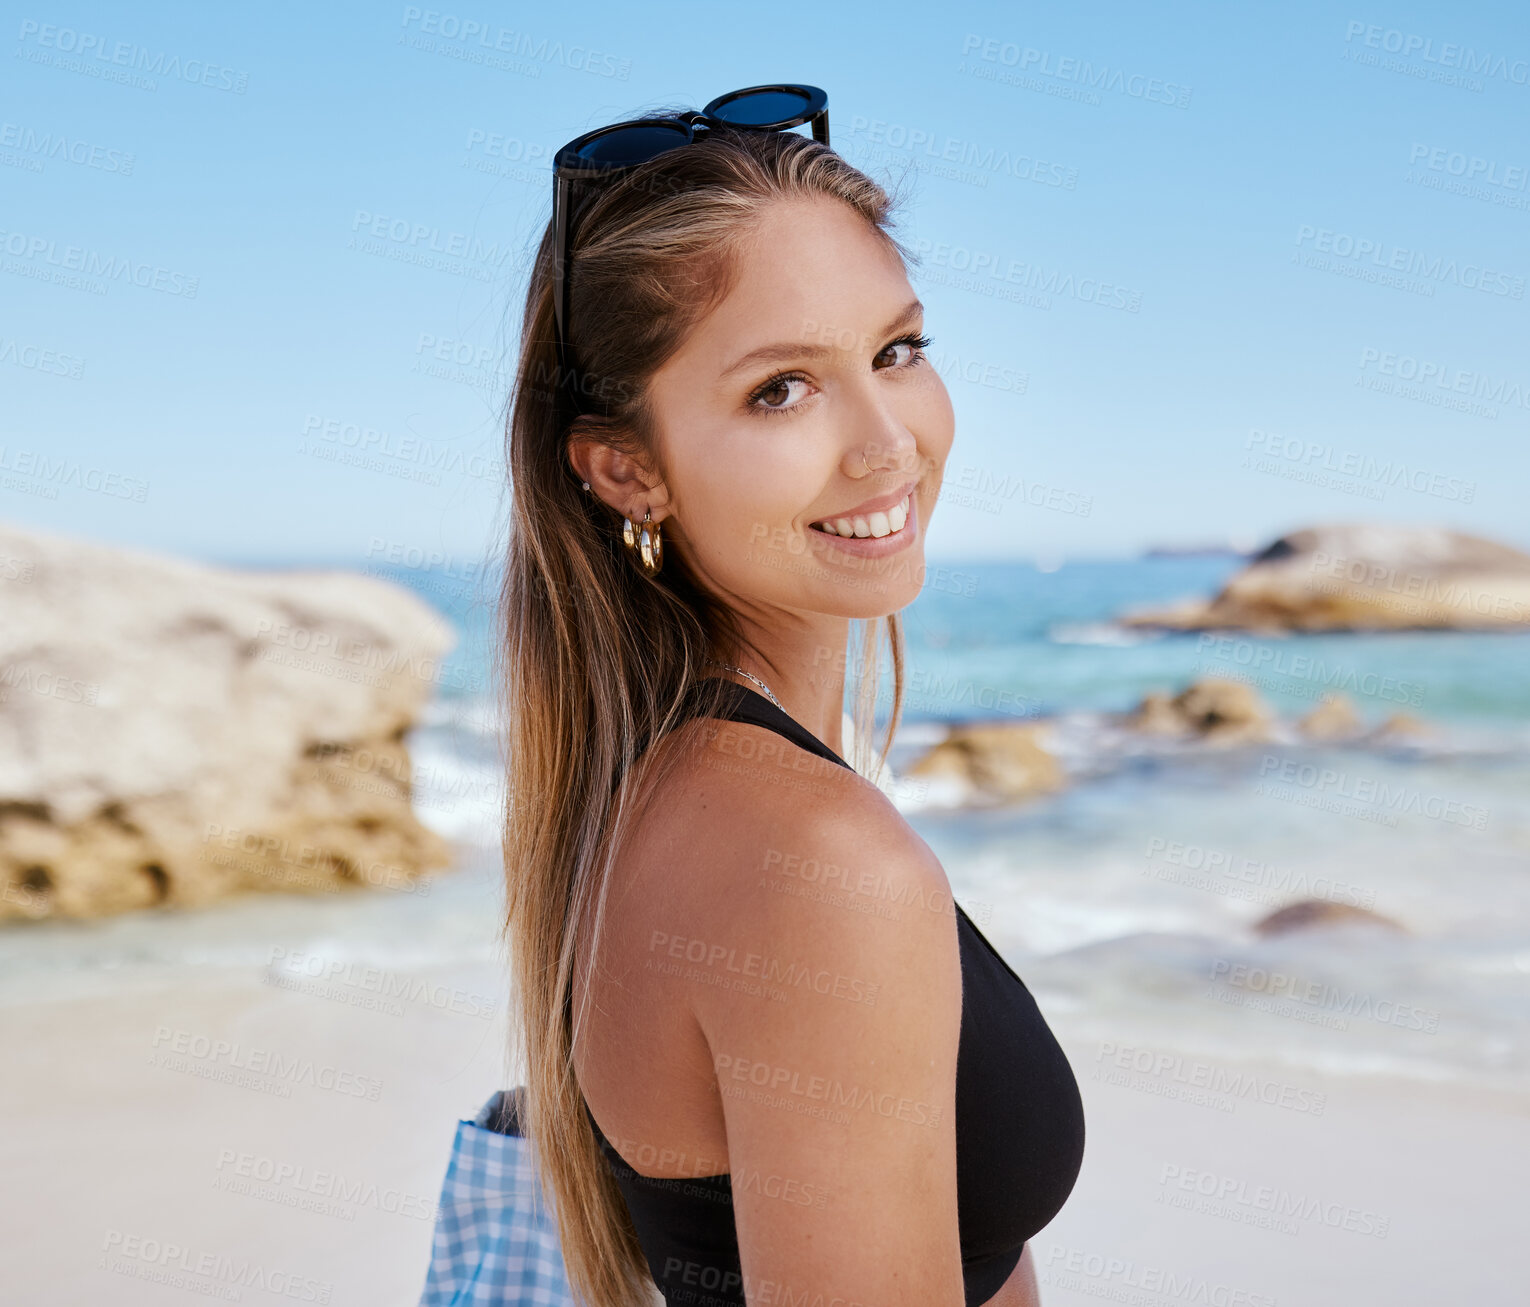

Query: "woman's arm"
<box><xmin>687</xmin><ymin>774</ymin><xmax>967</xmax><ymax>1305</ymax></box>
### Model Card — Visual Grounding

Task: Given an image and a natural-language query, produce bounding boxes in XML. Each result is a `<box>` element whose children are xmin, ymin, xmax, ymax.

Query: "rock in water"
<box><xmin>1120</xmin><ymin>523</ymin><xmax>1530</xmax><ymax>631</ymax></box>
<box><xmin>906</xmin><ymin>721</ymin><xmax>1063</xmax><ymax>803</ymax></box>
<box><xmin>1254</xmin><ymin>899</ymin><xmax>1406</xmax><ymax>936</ymax></box>
<box><xmin>1127</xmin><ymin>691</ymin><xmax>1186</xmax><ymax>736</ymax></box>
<box><xmin>1168</xmin><ymin>677</ymin><xmax>1272</xmax><ymax>741</ymax></box>
<box><xmin>1366</xmin><ymin>712</ymin><xmax>1433</xmax><ymax>743</ymax></box>
<box><xmin>0</xmin><ymin>520</ymin><xmax>457</xmax><ymax>921</ymax></box>
<box><xmin>1125</xmin><ymin>677</ymin><xmax>1273</xmax><ymax>743</ymax></box>
<box><xmin>1298</xmin><ymin>693</ymin><xmax>1364</xmax><ymax>740</ymax></box>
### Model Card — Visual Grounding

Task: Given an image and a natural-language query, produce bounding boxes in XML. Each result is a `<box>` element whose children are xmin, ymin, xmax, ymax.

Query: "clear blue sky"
<box><xmin>5</xmin><ymin>0</ymin><xmax>1527</xmax><ymax>566</ymax></box>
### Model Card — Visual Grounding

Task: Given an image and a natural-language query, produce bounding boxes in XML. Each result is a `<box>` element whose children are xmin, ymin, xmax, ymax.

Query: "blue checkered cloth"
<box><xmin>418</xmin><ymin>1087</ymin><xmax>580</xmax><ymax>1306</ymax></box>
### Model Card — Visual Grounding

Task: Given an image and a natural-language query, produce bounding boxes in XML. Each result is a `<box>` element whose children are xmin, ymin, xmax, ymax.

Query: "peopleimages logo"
<box><xmin>1360</xmin><ymin>347</ymin><xmax>1529</xmax><ymax>403</ymax></box>
<box><xmin>1295</xmin><ymin>226</ymin><xmax>1524</xmax><ymax>298</ymax></box>
<box><xmin>398</xmin><ymin>7</ymin><xmax>631</xmax><ymax>79</ymax></box>
<box><xmin>1243</xmin><ymin>428</ymin><xmax>1476</xmax><ymax>504</ymax></box>
<box><xmin>1343</xmin><ymin>21</ymin><xmax>1530</xmax><ymax>86</ymax></box>
<box><xmin>16</xmin><ymin>20</ymin><xmax>249</xmax><ymax>93</ymax></box>
<box><xmin>847</xmin><ymin>115</ymin><xmax>1079</xmax><ymax>189</ymax></box>
<box><xmin>0</xmin><ymin>228</ymin><xmax>199</xmax><ymax>297</ymax></box>
<box><xmin>908</xmin><ymin>236</ymin><xmax>1142</xmax><ymax>312</ymax></box>
<box><xmin>1256</xmin><ymin>754</ymin><xmax>1490</xmax><ymax>830</ymax></box>
<box><xmin>0</xmin><ymin>122</ymin><xmax>135</xmax><ymax>174</ymax></box>
<box><xmin>101</xmin><ymin>1230</ymin><xmax>330</xmax><ymax>1302</ymax></box>
<box><xmin>1408</xmin><ymin>143</ymin><xmax>1529</xmax><ymax>192</ymax></box>
<box><xmin>959</xmin><ymin>34</ymin><xmax>1193</xmax><ymax>107</ymax></box>
<box><xmin>0</xmin><ymin>339</ymin><xmax>84</xmax><ymax>378</ymax></box>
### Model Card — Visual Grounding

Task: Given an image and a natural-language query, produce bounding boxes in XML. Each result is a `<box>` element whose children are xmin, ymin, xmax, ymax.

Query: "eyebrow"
<box><xmin>718</xmin><ymin>298</ymin><xmax>925</xmax><ymax>379</ymax></box>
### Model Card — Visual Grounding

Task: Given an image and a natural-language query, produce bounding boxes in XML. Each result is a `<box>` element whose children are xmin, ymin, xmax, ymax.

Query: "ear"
<box><xmin>567</xmin><ymin>427</ymin><xmax>672</xmax><ymax>521</ymax></box>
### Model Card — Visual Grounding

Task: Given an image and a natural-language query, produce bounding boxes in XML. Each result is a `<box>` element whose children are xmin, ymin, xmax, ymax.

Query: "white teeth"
<box><xmin>813</xmin><ymin>493</ymin><xmax>912</xmax><ymax>538</ymax></box>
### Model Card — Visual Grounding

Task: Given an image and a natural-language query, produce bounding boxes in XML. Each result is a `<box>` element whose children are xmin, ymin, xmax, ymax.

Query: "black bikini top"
<box><xmin>581</xmin><ymin>677</ymin><xmax>1085</xmax><ymax>1306</ymax></box>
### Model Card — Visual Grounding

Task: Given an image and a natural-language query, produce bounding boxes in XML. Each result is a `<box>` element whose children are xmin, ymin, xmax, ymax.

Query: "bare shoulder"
<box><xmin>635</xmin><ymin>710</ymin><xmax>955</xmax><ymax>936</ymax></box>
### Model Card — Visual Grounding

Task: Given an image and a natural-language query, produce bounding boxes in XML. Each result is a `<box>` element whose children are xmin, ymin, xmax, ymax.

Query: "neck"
<box><xmin>713</xmin><ymin>616</ymin><xmax>852</xmax><ymax>757</ymax></box>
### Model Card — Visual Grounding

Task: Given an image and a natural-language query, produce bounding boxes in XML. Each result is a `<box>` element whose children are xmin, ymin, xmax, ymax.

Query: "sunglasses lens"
<box><xmin>575</xmin><ymin>120</ymin><xmax>692</xmax><ymax>167</ymax></box>
<box><xmin>708</xmin><ymin>87</ymin><xmax>815</xmax><ymax>128</ymax></box>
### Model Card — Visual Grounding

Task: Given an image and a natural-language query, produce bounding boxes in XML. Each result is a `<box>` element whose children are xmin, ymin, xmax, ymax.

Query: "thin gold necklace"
<box><xmin>704</xmin><ymin>658</ymin><xmax>784</xmax><ymax>711</ymax></box>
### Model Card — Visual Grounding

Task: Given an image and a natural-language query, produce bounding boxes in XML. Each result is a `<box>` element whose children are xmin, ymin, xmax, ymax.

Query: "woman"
<box><xmin>497</xmin><ymin>94</ymin><xmax>1085</xmax><ymax>1307</ymax></box>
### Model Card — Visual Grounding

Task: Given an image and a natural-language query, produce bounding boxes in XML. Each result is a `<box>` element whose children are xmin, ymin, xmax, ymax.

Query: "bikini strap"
<box><xmin>692</xmin><ymin>676</ymin><xmax>852</xmax><ymax>772</ymax></box>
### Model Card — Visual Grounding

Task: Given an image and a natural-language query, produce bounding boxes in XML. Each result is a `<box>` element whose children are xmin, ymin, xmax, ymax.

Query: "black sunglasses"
<box><xmin>551</xmin><ymin>83</ymin><xmax>830</xmax><ymax>410</ymax></box>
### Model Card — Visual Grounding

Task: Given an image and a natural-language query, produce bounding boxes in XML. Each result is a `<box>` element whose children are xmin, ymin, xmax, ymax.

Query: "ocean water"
<box><xmin>7</xmin><ymin>557</ymin><xmax>1528</xmax><ymax>1093</ymax></box>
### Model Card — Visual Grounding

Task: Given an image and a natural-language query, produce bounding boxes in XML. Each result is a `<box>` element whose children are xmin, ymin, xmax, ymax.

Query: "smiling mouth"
<box><xmin>809</xmin><ymin>490</ymin><xmax>913</xmax><ymax>540</ymax></box>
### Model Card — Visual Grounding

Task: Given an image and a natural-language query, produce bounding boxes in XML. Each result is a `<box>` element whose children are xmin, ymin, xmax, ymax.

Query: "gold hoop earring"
<box><xmin>623</xmin><ymin>509</ymin><xmax>664</xmax><ymax>575</ymax></box>
<box><xmin>639</xmin><ymin>509</ymin><xmax>663</xmax><ymax>574</ymax></box>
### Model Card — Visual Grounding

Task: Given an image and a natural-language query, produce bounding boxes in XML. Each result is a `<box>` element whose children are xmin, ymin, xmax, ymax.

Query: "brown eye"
<box><xmin>747</xmin><ymin>373</ymin><xmax>812</xmax><ymax>415</ymax></box>
<box><xmin>756</xmin><ymin>378</ymin><xmax>792</xmax><ymax>409</ymax></box>
<box><xmin>876</xmin><ymin>332</ymin><xmax>933</xmax><ymax>370</ymax></box>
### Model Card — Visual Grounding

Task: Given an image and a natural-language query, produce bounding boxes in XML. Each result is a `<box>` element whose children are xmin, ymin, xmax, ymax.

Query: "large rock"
<box><xmin>0</xmin><ymin>520</ymin><xmax>456</xmax><ymax>921</ymax></box>
<box><xmin>1121</xmin><ymin>524</ymin><xmax>1530</xmax><ymax>632</ymax></box>
<box><xmin>905</xmin><ymin>721</ymin><xmax>1063</xmax><ymax>802</ymax></box>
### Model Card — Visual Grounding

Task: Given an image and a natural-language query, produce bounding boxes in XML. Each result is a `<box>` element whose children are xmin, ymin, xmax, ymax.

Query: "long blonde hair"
<box><xmin>495</xmin><ymin>120</ymin><xmax>913</xmax><ymax>1305</ymax></box>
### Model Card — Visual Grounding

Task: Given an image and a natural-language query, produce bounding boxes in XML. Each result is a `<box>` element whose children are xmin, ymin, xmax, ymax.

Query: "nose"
<box><xmin>841</xmin><ymin>392</ymin><xmax>926</xmax><ymax>482</ymax></box>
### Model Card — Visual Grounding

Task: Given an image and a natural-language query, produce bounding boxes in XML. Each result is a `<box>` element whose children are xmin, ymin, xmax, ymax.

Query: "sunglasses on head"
<box><xmin>551</xmin><ymin>83</ymin><xmax>830</xmax><ymax>410</ymax></box>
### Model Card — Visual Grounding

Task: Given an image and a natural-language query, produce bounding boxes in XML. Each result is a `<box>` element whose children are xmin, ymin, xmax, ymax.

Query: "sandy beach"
<box><xmin>2</xmin><ymin>840</ymin><xmax>1525</xmax><ymax>1307</ymax></box>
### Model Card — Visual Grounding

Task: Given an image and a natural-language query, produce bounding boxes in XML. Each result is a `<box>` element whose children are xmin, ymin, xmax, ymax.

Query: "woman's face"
<box><xmin>646</xmin><ymin>195</ymin><xmax>955</xmax><ymax>623</ymax></box>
